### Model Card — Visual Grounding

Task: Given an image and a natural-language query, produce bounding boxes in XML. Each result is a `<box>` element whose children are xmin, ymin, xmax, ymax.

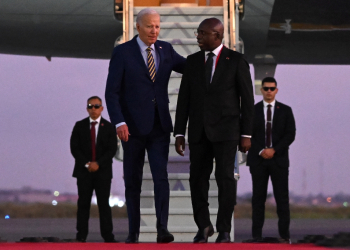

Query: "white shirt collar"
<box><xmin>89</xmin><ymin>116</ymin><xmax>101</xmax><ymax>124</ymax></box>
<box><xmin>137</xmin><ymin>35</ymin><xmax>155</xmax><ymax>52</ymax></box>
<box><xmin>205</xmin><ymin>44</ymin><xmax>223</xmax><ymax>57</ymax></box>
<box><xmin>263</xmin><ymin>99</ymin><xmax>276</xmax><ymax>107</ymax></box>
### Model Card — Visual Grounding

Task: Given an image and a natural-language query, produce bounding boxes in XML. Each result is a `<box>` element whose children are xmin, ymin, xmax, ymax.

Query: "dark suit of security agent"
<box><xmin>247</xmin><ymin>77</ymin><xmax>296</xmax><ymax>243</ymax></box>
<box><xmin>70</xmin><ymin>96</ymin><xmax>117</xmax><ymax>243</ymax></box>
<box><xmin>174</xmin><ymin>18</ymin><xmax>254</xmax><ymax>243</ymax></box>
<box><xmin>105</xmin><ymin>9</ymin><xmax>185</xmax><ymax>243</ymax></box>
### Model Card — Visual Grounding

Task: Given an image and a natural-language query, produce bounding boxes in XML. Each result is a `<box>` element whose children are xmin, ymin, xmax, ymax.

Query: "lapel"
<box><xmin>154</xmin><ymin>40</ymin><xmax>164</xmax><ymax>83</ymax></box>
<box><xmin>196</xmin><ymin>51</ymin><xmax>207</xmax><ymax>91</ymax></box>
<box><xmin>130</xmin><ymin>35</ymin><xmax>152</xmax><ymax>81</ymax></box>
<box><xmin>95</xmin><ymin>117</ymin><xmax>105</xmax><ymax>148</ymax></box>
<box><xmin>256</xmin><ymin>101</ymin><xmax>265</xmax><ymax>132</ymax></box>
<box><xmin>272</xmin><ymin>101</ymin><xmax>280</xmax><ymax>131</ymax></box>
<box><xmin>84</xmin><ymin>118</ymin><xmax>92</xmax><ymax>152</ymax></box>
<box><xmin>209</xmin><ymin>46</ymin><xmax>229</xmax><ymax>88</ymax></box>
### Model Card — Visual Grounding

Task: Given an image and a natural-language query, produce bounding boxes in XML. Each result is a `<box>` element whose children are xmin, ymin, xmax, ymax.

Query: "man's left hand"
<box><xmin>261</xmin><ymin>148</ymin><xmax>275</xmax><ymax>159</ymax></box>
<box><xmin>239</xmin><ymin>137</ymin><xmax>251</xmax><ymax>153</ymax></box>
<box><xmin>88</xmin><ymin>162</ymin><xmax>99</xmax><ymax>172</ymax></box>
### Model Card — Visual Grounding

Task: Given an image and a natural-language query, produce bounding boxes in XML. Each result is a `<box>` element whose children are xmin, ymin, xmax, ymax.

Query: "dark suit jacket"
<box><xmin>174</xmin><ymin>46</ymin><xmax>254</xmax><ymax>143</ymax></box>
<box><xmin>105</xmin><ymin>35</ymin><xmax>186</xmax><ymax>136</ymax></box>
<box><xmin>247</xmin><ymin>101</ymin><xmax>296</xmax><ymax>168</ymax></box>
<box><xmin>70</xmin><ymin>117</ymin><xmax>117</xmax><ymax>179</ymax></box>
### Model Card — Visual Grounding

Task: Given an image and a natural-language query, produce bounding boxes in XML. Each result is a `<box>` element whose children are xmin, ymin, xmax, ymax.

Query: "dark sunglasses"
<box><xmin>87</xmin><ymin>104</ymin><xmax>102</xmax><ymax>109</ymax></box>
<box><xmin>262</xmin><ymin>87</ymin><xmax>276</xmax><ymax>91</ymax></box>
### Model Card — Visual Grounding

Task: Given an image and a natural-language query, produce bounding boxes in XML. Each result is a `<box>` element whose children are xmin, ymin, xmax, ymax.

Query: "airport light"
<box><xmin>5</xmin><ymin>215</ymin><xmax>10</xmax><ymax>219</ymax></box>
<box><xmin>54</xmin><ymin>191</ymin><xmax>59</xmax><ymax>196</ymax></box>
<box><xmin>52</xmin><ymin>200</ymin><xmax>58</xmax><ymax>206</ymax></box>
<box><xmin>117</xmin><ymin>201</ymin><xmax>125</xmax><ymax>207</ymax></box>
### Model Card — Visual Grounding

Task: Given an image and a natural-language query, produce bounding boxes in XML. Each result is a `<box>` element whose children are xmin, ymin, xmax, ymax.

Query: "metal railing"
<box><xmin>122</xmin><ymin>0</ymin><xmax>134</xmax><ymax>43</ymax></box>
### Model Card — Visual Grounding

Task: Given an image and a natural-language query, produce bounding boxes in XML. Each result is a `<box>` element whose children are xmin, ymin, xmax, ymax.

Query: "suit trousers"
<box><xmin>76</xmin><ymin>177</ymin><xmax>114</xmax><ymax>241</ymax></box>
<box><xmin>249</xmin><ymin>159</ymin><xmax>290</xmax><ymax>239</ymax></box>
<box><xmin>122</xmin><ymin>107</ymin><xmax>170</xmax><ymax>234</ymax></box>
<box><xmin>189</xmin><ymin>131</ymin><xmax>238</xmax><ymax>232</ymax></box>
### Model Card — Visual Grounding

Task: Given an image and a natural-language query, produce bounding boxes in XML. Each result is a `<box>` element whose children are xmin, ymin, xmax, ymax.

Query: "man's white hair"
<box><xmin>136</xmin><ymin>8</ymin><xmax>160</xmax><ymax>24</ymax></box>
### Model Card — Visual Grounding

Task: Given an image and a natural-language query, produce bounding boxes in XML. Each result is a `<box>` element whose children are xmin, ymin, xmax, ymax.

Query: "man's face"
<box><xmin>261</xmin><ymin>82</ymin><xmax>278</xmax><ymax>102</ymax></box>
<box><xmin>87</xmin><ymin>98</ymin><xmax>103</xmax><ymax>120</ymax></box>
<box><xmin>136</xmin><ymin>14</ymin><xmax>160</xmax><ymax>46</ymax></box>
<box><xmin>196</xmin><ymin>22</ymin><xmax>219</xmax><ymax>51</ymax></box>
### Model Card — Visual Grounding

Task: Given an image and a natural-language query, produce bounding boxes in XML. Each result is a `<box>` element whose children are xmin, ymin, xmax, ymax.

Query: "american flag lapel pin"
<box><xmin>101</xmin><ymin>123</ymin><xmax>104</xmax><ymax>126</ymax></box>
<box><xmin>159</xmin><ymin>46</ymin><xmax>162</xmax><ymax>49</ymax></box>
<box><xmin>277</xmin><ymin>106</ymin><xmax>280</xmax><ymax>109</ymax></box>
<box><xmin>226</xmin><ymin>57</ymin><xmax>229</xmax><ymax>60</ymax></box>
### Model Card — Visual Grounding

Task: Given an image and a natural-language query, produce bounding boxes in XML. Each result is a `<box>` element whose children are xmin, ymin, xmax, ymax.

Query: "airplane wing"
<box><xmin>0</xmin><ymin>0</ymin><xmax>349</xmax><ymax>64</ymax></box>
<box><xmin>241</xmin><ymin>0</ymin><xmax>350</xmax><ymax>64</ymax></box>
<box><xmin>0</xmin><ymin>0</ymin><xmax>122</xmax><ymax>59</ymax></box>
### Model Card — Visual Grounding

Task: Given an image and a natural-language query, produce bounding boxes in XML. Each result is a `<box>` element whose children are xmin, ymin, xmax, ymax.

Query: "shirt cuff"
<box><xmin>116</xmin><ymin>122</ymin><xmax>126</xmax><ymax>129</ymax></box>
<box><xmin>175</xmin><ymin>134</ymin><xmax>185</xmax><ymax>137</ymax></box>
<box><xmin>259</xmin><ymin>149</ymin><xmax>264</xmax><ymax>155</ymax></box>
<box><xmin>241</xmin><ymin>135</ymin><xmax>251</xmax><ymax>138</ymax></box>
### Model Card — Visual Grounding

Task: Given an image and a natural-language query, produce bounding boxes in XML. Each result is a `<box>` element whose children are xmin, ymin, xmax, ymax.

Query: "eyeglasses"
<box><xmin>194</xmin><ymin>30</ymin><xmax>218</xmax><ymax>37</ymax></box>
<box><xmin>87</xmin><ymin>104</ymin><xmax>102</xmax><ymax>109</ymax></box>
<box><xmin>262</xmin><ymin>87</ymin><xmax>276</xmax><ymax>91</ymax></box>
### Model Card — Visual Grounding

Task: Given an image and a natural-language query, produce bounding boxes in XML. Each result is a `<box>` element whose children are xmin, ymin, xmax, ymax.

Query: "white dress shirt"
<box><xmin>86</xmin><ymin>116</ymin><xmax>101</xmax><ymax>167</ymax></box>
<box><xmin>259</xmin><ymin>99</ymin><xmax>276</xmax><ymax>155</ymax></box>
<box><xmin>205</xmin><ymin>44</ymin><xmax>223</xmax><ymax>83</ymax></box>
<box><xmin>89</xmin><ymin>116</ymin><xmax>101</xmax><ymax>140</ymax></box>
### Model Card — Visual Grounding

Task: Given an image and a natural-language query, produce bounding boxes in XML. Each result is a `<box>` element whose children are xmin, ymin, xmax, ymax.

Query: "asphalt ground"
<box><xmin>1</xmin><ymin>218</ymin><xmax>349</xmax><ymax>243</ymax></box>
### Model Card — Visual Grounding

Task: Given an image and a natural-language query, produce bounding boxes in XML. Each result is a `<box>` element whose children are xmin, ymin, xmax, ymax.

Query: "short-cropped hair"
<box><xmin>87</xmin><ymin>96</ymin><xmax>102</xmax><ymax>104</ymax></box>
<box><xmin>262</xmin><ymin>77</ymin><xmax>277</xmax><ymax>86</ymax></box>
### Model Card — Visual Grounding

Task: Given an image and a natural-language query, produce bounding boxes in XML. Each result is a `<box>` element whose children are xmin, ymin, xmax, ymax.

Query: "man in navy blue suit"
<box><xmin>105</xmin><ymin>8</ymin><xmax>185</xmax><ymax>243</ymax></box>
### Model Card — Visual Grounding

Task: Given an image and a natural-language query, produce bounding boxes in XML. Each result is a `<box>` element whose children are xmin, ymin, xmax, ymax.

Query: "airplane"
<box><xmin>1</xmin><ymin>0</ymin><xmax>349</xmax><ymax>65</ymax></box>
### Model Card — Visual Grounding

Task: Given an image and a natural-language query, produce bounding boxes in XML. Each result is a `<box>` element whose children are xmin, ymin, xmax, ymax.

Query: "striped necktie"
<box><xmin>146</xmin><ymin>47</ymin><xmax>156</xmax><ymax>82</ymax></box>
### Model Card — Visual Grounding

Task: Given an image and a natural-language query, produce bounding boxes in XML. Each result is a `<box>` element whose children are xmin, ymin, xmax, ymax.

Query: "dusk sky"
<box><xmin>1</xmin><ymin>54</ymin><xmax>350</xmax><ymax>197</ymax></box>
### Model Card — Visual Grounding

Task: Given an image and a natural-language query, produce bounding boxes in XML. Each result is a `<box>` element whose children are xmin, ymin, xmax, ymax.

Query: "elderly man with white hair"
<box><xmin>105</xmin><ymin>8</ymin><xmax>186</xmax><ymax>243</ymax></box>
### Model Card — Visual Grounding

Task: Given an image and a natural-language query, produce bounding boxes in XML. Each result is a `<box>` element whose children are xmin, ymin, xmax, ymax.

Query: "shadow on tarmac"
<box><xmin>1</xmin><ymin>218</ymin><xmax>349</xmax><ymax>243</ymax></box>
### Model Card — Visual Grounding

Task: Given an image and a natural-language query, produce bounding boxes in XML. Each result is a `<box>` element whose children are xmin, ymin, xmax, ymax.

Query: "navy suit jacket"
<box><xmin>247</xmin><ymin>101</ymin><xmax>296</xmax><ymax>168</ymax></box>
<box><xmin>105</xmin><ymin>35</ymin><xmax>186</xmax><ymax>136</ymax></box>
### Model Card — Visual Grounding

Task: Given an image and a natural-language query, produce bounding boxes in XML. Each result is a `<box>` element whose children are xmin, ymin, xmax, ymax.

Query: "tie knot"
<box><xmin>146</xmin><ymin>47</ymin><xmax>152</xmax><ymax>52</ymax></box>
<box><xmin>207</xmin><ymin>52</ymin><xmax>215</xmax><ymax>58</ymax></box>
<box><xmin>91</xmin><ymin>121</ymin><xmax>98</xmax><ymax>126</ymax></box>
<box><xmin>267</xmin><ymin>104</ymin><xmax>272</xmax><ymax>108</ymax></box>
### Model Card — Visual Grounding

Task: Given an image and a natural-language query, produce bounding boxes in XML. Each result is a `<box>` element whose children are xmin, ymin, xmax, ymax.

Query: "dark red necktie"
<box><xmin>265</xmin><ymin>104</ymin><xmax>272</xmax><ymax>147</ymax></box>
<box><xmin>91</xmin><ymin>121</ymin><xmax>98</xmax><ymax>161</ymax></box>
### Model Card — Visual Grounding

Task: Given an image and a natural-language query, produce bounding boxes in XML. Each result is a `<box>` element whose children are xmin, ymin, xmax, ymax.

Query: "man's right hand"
<box><xmin>175</xmin><ymin>136</ymin><xmax>186</xmax><ymax>156</ymax></box>
<box><xmin>117</xmin><ymin>124</ymin><xmax>130</xmax><ymax>142</ymax></box>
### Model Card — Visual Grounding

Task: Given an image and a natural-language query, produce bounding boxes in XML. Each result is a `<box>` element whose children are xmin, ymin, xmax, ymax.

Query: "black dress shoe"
<box><xmin>125</xmin><ymin>233</ymin><xmax>139</xmax><ymax>243</ymax></box>
<box><xmin>75</xmin><ymin>237</ymin><xmax>86</xmax><ymax>243</ymax></box>
<box><xmin>104</xmin><ymin>238</ymin><xmax>118</xmax><ymax>243</ymax></box>
<box><xmin>215</xmin><ymin>232</ymin><xmax>231</xmax><ymax>243</ymax></box>
<box><xmin>242</xmin><ymin>237</ymin><xmax>263</xmax><ymax>243</ymax></box>
<box><xmin>193</xmin><ymin>225</ymin><xmax>214</xmax><ymax>243</ymax></box>
<box><xmin>157</xmin><ymin>228</ymin><xmax>174</xmax><ymax>243</ymax></box>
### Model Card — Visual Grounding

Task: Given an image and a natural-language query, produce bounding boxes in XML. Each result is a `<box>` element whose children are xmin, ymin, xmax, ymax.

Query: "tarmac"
<box><xmin>1</xmin><ymin>218</ymin><xmax>349</xmax><ymax>243</ymax></box>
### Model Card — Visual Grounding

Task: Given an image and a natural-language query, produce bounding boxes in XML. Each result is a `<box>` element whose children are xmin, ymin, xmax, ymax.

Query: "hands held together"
<box><xmin>260</xmin><ymin>148</ymin><xmax>275</xmax><ymax>159</ymax></box>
